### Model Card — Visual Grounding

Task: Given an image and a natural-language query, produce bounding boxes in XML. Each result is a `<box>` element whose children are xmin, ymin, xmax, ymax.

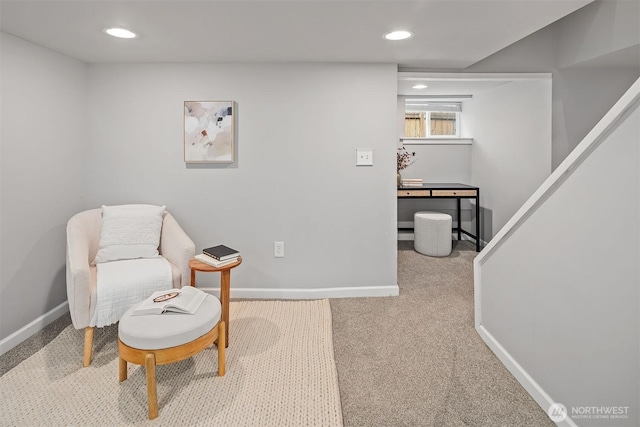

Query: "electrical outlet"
<box><xmin>274</xmin><ymin>241</ymin><xmax>285</xmax><ymax>258</ymax></box>
<box><xmin>356</xmin><ymin>148</ymin><xmax>373</xmax><ymax>166</ymax></box>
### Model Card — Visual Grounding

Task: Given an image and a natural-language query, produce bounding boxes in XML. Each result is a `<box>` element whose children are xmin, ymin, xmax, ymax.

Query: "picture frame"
<box><xmin>184</xmin><ymin>101</ymin><xmax>235</xmax><ymax>163</ymax></box>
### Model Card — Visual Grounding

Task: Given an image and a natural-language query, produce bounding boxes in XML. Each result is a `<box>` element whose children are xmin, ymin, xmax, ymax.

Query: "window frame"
<box><xmin>426</xmin><ymin>110</ymin><xmax>460</xmax><ymax>138</ymax></box>
<box><xmin>403</xmin><ymin>101</ymin><xmax>462</xmax><ymax>138</ymax></box>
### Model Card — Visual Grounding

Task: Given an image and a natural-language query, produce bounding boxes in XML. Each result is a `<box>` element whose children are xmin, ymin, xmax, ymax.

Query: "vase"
<box><xmin>397</xmin><ymin>172</ymin><xmax>402</xmax><ymax>187</ymax></box>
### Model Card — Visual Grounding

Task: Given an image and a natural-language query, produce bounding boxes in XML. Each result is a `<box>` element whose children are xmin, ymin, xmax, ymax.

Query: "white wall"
<box><xmin>464</xmin><ymin>3</ymin><xmax>639</xmax><ymax>421</ymax></box>
<box><xmin>396</xmin><ymin>96</ymin><xmax>472</xmax><ymax>186</ymax></box>
<box><xmin>0</xmin><ymin>33</ymin><xmax>88</xmax><ymax>342</ymax></box>
<box><xmin>475</xmin><ymin>84</ymin><xmax>639</xmax><ymax>426</ymax></box>
<box><xmin>396</xmin><ymin>96</ymin><xmax>474</xmax><ymax>232</ymax></box>
<box><xmin>553</xmin><ymin>66</ymin><xmax>640</xmax><ymax>164</ymax></box>
<box><xmin>396</xmin><ymin>143</ymin><xmax>472</xmax><ymax>228</ymax></box>
<box><xmin>397</xmin><ymin>77</ymin><xmax>552</xmax><ymax>243</ymax></box>
<box><xmin>463</xmin><ymin>0</ymin><xmax>639</xmax><ymax>170</ymax></box>
<box><xmin>86</xmin><ymin>63</ymin><xmax>399</xmax><ymax>297</ymax></box>
<box><xmin>555</xmin><ymin>0</ymin><xmax>640</xmax><ymax>69</ymax></box>
<box><xmin>399</xmin><ymin>144</ymin><xmax>471</xmax><ymax>184</ymax></box>
<box><xmin>465</xmin><ymin>78</ymin><xmax>552</xmax><ymax>240</ymax></box>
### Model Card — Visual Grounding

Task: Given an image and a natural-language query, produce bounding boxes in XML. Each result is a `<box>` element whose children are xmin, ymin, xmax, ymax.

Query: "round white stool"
<box><xmin>414</xmin><ymin>211</ymin><xmax>452</xmax><ymax>257</ymax></box>
<box><xmin>118</xmin><ymin>292</ymin><xmax>225</xmax><ymax>419</ymax></box>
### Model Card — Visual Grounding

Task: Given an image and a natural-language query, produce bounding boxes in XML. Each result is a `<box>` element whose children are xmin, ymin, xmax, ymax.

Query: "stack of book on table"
<box><xmin>195</xmin><ymin>244</ymin><xmax>240</xmax><ymax>268</ymax></box>
<box><xmin>401</xmin><ymin>178</ymin><xmax>423</xmax><ymax>187</ymax></box>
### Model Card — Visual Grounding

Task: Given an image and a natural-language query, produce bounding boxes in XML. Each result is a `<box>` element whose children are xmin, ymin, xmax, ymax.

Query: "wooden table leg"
<box><xmin>190</xmin><ymin>268</ymin><xmax>196</xmax><ymax>287</ymax></box>
<box><xmin>218</xmin><ymin>321</ymin><xmax>226</xmax><ymax>376</ymax></box>
<box><xmin>220</xmin><ymin>270</ymin><xmax>231</xmax><ymax>347</ymax></box>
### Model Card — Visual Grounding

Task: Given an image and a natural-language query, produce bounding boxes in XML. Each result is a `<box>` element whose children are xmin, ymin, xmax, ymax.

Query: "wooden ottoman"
<box><xmin>118</xmin><ymin>291</ymin><xmax>226</xmax><ymax>420</ymax></box>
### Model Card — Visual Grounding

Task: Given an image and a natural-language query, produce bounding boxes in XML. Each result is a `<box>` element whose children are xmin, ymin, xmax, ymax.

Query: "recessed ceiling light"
<box><xmin>412</xmin><ymin>84</ymin><xmax>428</xmax><ymax>89</ymax></box>
<box><xmin>383</xmin><ymin>30</ymin><xmax>413</xmax><ymax>41</ymax></box>
<box><xmin>105</xmin><ymin>28</ymin><xmax>137</xmax><ymax>39</ymax></box>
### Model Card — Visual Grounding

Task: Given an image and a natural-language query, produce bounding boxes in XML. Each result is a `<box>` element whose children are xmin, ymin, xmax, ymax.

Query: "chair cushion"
<box><xmin>93</xmin><ymin>204</ymin><xmax>165</xmax><ymax>264</ymax></box>
<box><xmin>119</xmin><ymin>292</ymin><xmax>221</xmax><ymax>350</ymax></box>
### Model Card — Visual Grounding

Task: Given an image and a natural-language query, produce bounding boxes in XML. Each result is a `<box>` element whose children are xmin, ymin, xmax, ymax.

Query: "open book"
<box><xmin>132</xmin><ymin>286</ymin><xmax>207</xmax><ymax>315</ymax></box>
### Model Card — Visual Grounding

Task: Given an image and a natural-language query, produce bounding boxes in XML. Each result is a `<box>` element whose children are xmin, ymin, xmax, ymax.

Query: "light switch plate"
<box><xmin>356</xmin><ymin>148</ymin><xmax>374</xmax><ymax>166</ymax></box>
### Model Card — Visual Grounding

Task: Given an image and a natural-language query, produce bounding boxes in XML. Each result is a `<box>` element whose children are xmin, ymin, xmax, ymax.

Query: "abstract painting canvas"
<box><xmin>184</xmin><ymin>101</ymin><xmax>235</xmax><ymax>163</ymax></box>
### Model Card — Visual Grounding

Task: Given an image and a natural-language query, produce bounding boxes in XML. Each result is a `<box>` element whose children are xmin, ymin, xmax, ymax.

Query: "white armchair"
<box><xmin>66</xmin><ymin>208</ymin><xmax>195</xmax><ymax>366</ymax></box>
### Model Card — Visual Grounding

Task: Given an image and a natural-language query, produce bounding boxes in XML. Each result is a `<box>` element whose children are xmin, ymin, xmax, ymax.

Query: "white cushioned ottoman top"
<box><xmin>415</xmin><ymin>211</ymin><xmax>452</xmax><ymax>221</ymax></box>
<box><xmin>119</xmin><ymin>293</ymin><xmax>221</xmax><ymax>350</ymax></box>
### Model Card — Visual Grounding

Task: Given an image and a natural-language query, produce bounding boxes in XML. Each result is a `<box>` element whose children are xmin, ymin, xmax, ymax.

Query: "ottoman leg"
<box><xmin>119</xmin><ymin>357</ymin><xmax>127</xmax><ymax>382</ymax></box>
<box><xmin>218</xmin><ymin>321</ymin><xmax>226</xmax><ymax>377</ymax></box>
<box><xmin>145</xmin><ymin>353</ymin><xmax>158</xmax><ymax>420</ymax></box>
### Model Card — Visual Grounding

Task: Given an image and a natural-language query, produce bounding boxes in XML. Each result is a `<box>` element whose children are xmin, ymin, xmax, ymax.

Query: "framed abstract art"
<box><xmin>184</xmin><ymin>101</ymin><xmax>235</xmax><ymax>163</ymax></box>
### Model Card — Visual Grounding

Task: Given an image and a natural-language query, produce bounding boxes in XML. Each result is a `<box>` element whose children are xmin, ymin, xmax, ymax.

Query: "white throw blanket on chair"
<box><xmin>92</xmin><ymin>257</ymin><xmax>174</xmax><ymax>328</ymax></box>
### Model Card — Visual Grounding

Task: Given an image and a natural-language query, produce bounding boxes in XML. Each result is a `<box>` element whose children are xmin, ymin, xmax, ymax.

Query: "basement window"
<box><xmin>404</xmin><ymin>100</ymin><xmax>461</xmax><ymax>138</ymax></box>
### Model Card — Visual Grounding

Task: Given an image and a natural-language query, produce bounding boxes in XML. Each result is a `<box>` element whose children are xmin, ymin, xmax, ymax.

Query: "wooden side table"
<box><xmin>188</xmin><ymin>256</ymin><xmax>242</xmax><ymax>347</ymax></box>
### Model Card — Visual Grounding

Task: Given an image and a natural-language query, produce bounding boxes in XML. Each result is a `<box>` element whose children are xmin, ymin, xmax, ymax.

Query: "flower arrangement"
<box><xmin>397</xmin><ymin>146</ymin><xmax>415</xmax><ymax>172</ymax></box>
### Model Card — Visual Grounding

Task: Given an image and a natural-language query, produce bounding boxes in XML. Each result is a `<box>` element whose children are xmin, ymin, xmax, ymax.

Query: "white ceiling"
<box><xmin>398</xmin><ymin>72</ymin><xmax>516</xmax><ymax>96</ymax></box>
<box><xmin>0</xmin><ymin>0</ymin><xmax>591</xmax><ymax>69</ymax></box>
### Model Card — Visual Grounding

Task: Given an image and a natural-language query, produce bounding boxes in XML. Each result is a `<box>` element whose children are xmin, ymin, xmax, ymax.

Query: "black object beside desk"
<box><xmin>397</xmin><ymin>183</ymin><xmax>480</xmax><ymax>252</ymax></box>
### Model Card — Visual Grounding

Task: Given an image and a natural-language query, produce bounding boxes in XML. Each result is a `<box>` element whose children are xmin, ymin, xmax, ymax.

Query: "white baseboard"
<box><xmin>0</xmin><ymin>301</ymin><xmax>69</xmax><ymax>356</ymax></box>
<box><xmin>398</xmin><ymin>231</ymin><xmax>414</xmax><ymax>240</ymax></box>
<box><xmin>197</xmin><ymin>285</ymin><xmax>400</xmax><ymax>299</ymax></box>
<box><xmin>476</xmin><ymin>324</ymin><xmax>577</xmax><ymax>427</ymax></box>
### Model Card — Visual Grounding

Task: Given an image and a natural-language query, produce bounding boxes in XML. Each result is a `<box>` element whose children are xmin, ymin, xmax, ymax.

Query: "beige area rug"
<box><xmin>1</xmin><ymin>300</ymin><xmax>343</xmax><ymax>426</ymax></box>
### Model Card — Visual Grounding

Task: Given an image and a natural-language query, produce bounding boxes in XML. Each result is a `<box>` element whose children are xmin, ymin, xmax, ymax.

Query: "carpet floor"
<box><xmin>1</xmin><ymin>241</ymin><xmax>554</xmax><ymax>426</ymax></box>
<box><xmin>330</xmin><ymin>240</ymin><xmax>554</xmax><ymax>426</ymax></box>
<box><xmin>0</xmin><ymin>300</ymin><xmax>342</xmax><ymax>426</ymax></box>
